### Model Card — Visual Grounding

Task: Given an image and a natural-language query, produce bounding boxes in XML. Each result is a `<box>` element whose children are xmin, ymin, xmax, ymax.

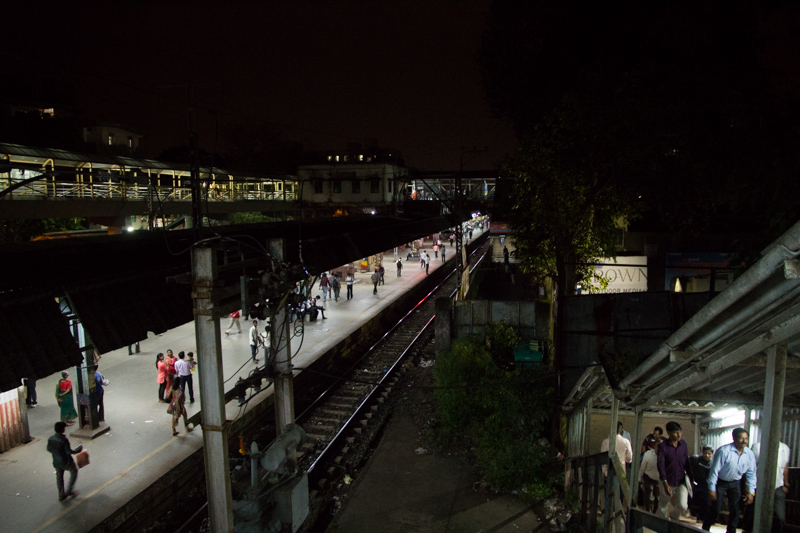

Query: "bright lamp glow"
<box><xmin>711</xmin><ymin>407</ymin><xmax>742</xmax><ymax>419</ymax></box>
<box><xmin>126</xmin><ymin>226</ymin><xmax>135</xmax><ymax>232</ymax></box>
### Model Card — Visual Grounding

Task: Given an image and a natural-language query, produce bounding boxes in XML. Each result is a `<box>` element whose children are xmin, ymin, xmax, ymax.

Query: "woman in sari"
<box><xmin>169</xmin><ymin>378</ymin><xmax>192</xmax><ymax>436</ymax></box>
<box><xmin>56</xmin><ymin>371</ymin><xmax>78</xmax><ymax>425</ymax></box>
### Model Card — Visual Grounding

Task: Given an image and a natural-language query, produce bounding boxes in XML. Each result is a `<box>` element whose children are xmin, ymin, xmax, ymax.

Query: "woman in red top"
<box><xmin>164</xmin><ymin>349</ymin><xmax>177</xmax><ymax>399</ymax></box>
<box><xmin>55</xmin><ymin>371</ymin><xmax>78</xmax><ymax>425</ymax></box>
<box><xmin>155</xmin><ymin>353</ymin><xmax>170</xmax><ymax>403</ymax></box>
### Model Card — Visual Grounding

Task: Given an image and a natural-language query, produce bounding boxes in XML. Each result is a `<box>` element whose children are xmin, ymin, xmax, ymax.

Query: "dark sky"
<box><xmin>3</xmin><ymin>1</ymin><xmax>516</xmax><ymax>171</ymax></box>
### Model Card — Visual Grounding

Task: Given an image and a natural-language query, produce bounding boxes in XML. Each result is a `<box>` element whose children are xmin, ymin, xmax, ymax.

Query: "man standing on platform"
<box><xmin>346</xmin><ymin>272</ymin><xmax>354</xmax><ymax>300</ymax></box>
<box><xmin>249</xmin><ymin>319</ymin><xmax>260</xmax><ymax>364</ymax></box>
<box><xmin>396</xmin><ymin>258</ymin><xmax>403</xmax><ymax>277</ymax></box>
<box><xmin>441</xmin><ymin>244</ymin><xmax>446</xmax><ymax>262</ymax></box>
<box><xmin>656</xmin><ymin>421</ymin><xmax>692</xmax><ymax>521</ymax></box>
<box><xmin>424</xmin><ymin>251</ymin><xmax>430</xmax><ymax>275</ymax></box>
<box><xmin>702</xmin><ymin>427</ymin><xmax>757</xmax><ymax>533</ymax></box>
<box><xmin>175</xmin><ymin>351</ymin><xmax>194</xmax><ymax>403</ymax></box>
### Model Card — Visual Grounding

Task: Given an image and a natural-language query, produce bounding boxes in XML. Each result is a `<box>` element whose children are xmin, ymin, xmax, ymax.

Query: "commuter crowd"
<box><xmin>604</xmin><ymin>420</ymin><xmax>789</xmax><ymax>532</ymax></box>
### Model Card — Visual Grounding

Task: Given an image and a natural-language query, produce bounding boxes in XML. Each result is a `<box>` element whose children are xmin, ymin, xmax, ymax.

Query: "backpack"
<box><xmin>371</xmin><ymin>272</ymin><xmax>378</xmax><ymax>283</ymax></box>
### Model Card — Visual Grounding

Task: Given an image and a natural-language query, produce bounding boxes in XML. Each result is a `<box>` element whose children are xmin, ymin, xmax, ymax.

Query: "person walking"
<box><xmin>92</xmin><ymin>365</ymin><xmax>106</xmax><ymax>422</ymax></box>
<box><xmin>330</xmin><ymin>274</ymin><xmax>341</xmax><ymax>301</ymax></box>
<box><xmin>378</xmin><ymin>264</ymin><xmax>385</xmax><ymax>285</ymax></box>
<box><xmin>168</xmin><ymin>379</ymin><xmax>192</xmax><ymax>436</ymax></box>
<box><xmin>689</xmin><ymin>446</ymin><xmax>714</xmax><ymax>523</ymax></box>
<box><xmin>371</xmin><ymin>269</ymin><xmax>379</xmax><ymax>294</ymax></box>
<box><xmin>319</xmin><ymin>273</ymin><xmax>330</xmax><ymax>302</ymax></box>
<box><xmin>419</xmin><ymin>250</ymin><xmax>425</xmax><ymax>269</ymax></box>
<box><xmin>346</xmin><ymin>272</ymin><xmax>354</xmax><ymax>300</ymax></box>
<box><xmin>702</xmin><ymin>427</ymin><xmax>757</xmax><ymax>533</ymax></box>
<box><xmin>434</xmin><ymin>243</ymin><xmax>439</xmax><ymax>258</ymax></box>
<box><xmin>656</xmin><ymin>421</ymin><xmax>692</xmax><ymax>521</ymax></box>
<box><xmin>175</xmin><ymin>351</ymin><xmax>194</xmax><ymax>403</ymax></box>
<box><xmin>225</xmin><ymin>310</ymin><xmax>241</xmax><ymax>335</ymax></box>
<box><xmin>56</xmin><ymin>371</ymin><xmax>78</xmax><ymax>426</ymax></box>
<box><xmin>396</xmin><ymin>258</ymin><xmax>403</xmax><ymax>277</ymax></box>
<box><xmin>156</xmin><ymin>352</ymin><xmax>169</xmax><ymax>403</ymax></box>
<box><xmin>249</xmin><ymin>319</ymin><xmax>261</xmax><ymax>364</ymax></box>
<box><xmin>424</xmin><ymin>251</ymin><xmax>431</xmax><ymax>275</ymax></box>
<box><xmin>639</xmin><ymin>441</ymin><xmax>660</xmax><ymax>513</ymax></box>
<box><xmin>47</xmin><ymin>421</ymin><xmax>81</xmax><ymax>501</ymax></box>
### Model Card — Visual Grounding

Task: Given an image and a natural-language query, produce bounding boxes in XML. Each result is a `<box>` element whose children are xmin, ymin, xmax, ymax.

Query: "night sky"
<box><xmin>2</xmin><ymin>1</ymin><xmax>516</xmax><ymax>171</ymax></box>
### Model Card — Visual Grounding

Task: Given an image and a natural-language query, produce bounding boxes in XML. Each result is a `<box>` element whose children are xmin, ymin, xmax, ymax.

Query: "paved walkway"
<box><xmin>0</xmin><ymin>232</ymin><xmax>475</xmax><ymax>533</ymax></box>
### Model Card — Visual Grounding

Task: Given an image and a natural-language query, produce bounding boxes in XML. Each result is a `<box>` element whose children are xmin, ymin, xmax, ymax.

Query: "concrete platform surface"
<box><xmin>0</xmin><ymin>231</ymin><xmax>481</xmax><ymax>533</ymax></box>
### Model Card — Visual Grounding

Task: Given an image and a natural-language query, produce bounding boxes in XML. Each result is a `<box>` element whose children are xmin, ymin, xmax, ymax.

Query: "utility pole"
<box><xmin>193</xmin><ymin>244</ymin><xmax>234</xmax><ymax>532</ymax></box>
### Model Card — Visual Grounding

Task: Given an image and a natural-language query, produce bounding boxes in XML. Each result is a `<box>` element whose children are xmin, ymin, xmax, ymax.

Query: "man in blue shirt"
<box><xmin>702</xmin><ymin>427</ymin><xmax>757</xmax><ymax>533</ymax></box>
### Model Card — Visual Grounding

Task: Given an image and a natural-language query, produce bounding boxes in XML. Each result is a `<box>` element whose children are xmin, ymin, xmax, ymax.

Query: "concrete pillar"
<box><xmin>273</xmin><ymin>306</ymin><xmax>295</xmax><ymax>436</ymax></box>
<box><xmin>753</xmin><ymin>340</ymin><xmax>787</xmax><ymax>533</ymax></box>
<box><xmin>629</xmin><ymin>408</ymin><xmax>644</xmax><ymax>508</ymax></box>
<box><xmin>435</xmin><ymin>297</ymin><xmax>452</xmax><ymax>354</ymax></box>
<box><xmin>193</xmin><ymin>245</ymin><xmax>234</xmax><ymax>532</ymax></box>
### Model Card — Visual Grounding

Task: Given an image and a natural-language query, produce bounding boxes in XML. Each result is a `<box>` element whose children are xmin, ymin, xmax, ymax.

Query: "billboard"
<box><xmin>585</xmin><ymin>256</ymin><xmax>648</xmax><ymax>294</ymax></box>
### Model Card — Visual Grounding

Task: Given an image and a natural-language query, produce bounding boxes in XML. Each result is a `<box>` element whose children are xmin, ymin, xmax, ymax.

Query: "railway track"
<box><xmin>173</xmin><ymin>237</ymin><xmax>490</xmax><ymax>533</ymax></box>
<box><xmin>297</xmin><ymin>240</ymin><xmax>490</xmax><ymax>530</ymax></box>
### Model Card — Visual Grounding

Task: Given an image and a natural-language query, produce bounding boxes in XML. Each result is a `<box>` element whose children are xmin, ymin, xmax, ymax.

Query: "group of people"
<box><xmin>155</xmin><ymin>349</ymin><xmax>195</xmax><ymax>436</ymax></box>
<box><xmin>605</xmin><ymin>420</ymin><xmax>788</xmax><ymax>533</ymax></box>
<box><xmin>53</xmin><ymin>365</ymin><xmax>107</xmax><ymax>426</ymax></box>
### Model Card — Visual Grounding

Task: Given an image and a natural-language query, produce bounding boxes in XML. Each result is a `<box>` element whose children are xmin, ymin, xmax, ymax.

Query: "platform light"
<box><xmin>371</xmin><ymin>210</ymin><xmax>375</xmax><ymax>215</ymax></box>
<box><xmin>126</xmin><ymin>226</ymin><xmax>135</xmax><ymax>232</ymax></box>
<box><xmin>711</xmin><ymin>407</ymin><xmax>742</xmax><ymax>419</ymax></box>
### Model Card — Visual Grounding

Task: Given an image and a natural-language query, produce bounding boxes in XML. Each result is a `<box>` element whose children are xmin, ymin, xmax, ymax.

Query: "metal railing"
<box><xmin>0</xmin><ymin>178</ymin><xmax>299</xmax><ymax>203</ymax></box>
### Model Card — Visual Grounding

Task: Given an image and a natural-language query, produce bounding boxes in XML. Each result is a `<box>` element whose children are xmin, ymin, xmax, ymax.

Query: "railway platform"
<box><xmin>0</xmin><ymin>234</ymin><xmax>468</xmax><ymax>533</ymax></box>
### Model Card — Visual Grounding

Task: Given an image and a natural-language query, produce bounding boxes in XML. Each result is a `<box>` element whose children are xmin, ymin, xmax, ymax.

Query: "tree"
<box><xmin>504</xmin><ymin>99</ymin><xmax>637</xmax><ymax>302</ymax></box>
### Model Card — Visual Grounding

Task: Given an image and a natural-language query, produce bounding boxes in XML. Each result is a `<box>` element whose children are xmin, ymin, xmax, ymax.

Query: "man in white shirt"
<box><xmin>174</xmin><ymin>351</ymin><xmax>194</xmax><ymax>403</ymax></box>
<box><xmin>249</xmin><ymin>320</ymin><xmax>260</xmax><ymax>364</ymax></box>
<box><xmin>601</xmin><ymin>422</ymin><xmax>634</xmax><ymax>475</ymax></box>
<box><xmin>743</xmin><ymin>439</ymin><xmax>790</xmax><ymax>533</ymax></box>
<box><xmin>639</xmin><ymin>445</ymin><xmax>660</xmax><ymax>513</ymax></box>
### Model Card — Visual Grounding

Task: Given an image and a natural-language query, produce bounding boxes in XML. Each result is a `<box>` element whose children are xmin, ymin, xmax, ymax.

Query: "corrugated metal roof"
<box><xmin>562</xmin><ymin>220</ymin><xmax>800</xmax><ymax>419</ymax></box>
<box><xmin>0</xmin><ymin>214</ymin><xmax>454</xmax><ymax>391</ymax></box>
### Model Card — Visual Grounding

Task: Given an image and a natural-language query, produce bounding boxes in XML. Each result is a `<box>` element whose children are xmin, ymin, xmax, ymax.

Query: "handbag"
<box><xmin>76</xmin><ymin>450</ymin><xmax>90</xmax><ymax>468</ymax></box>
<box><xmin>167</xmin><ymin>401</ymin><xmax>174</xmax><ymax>415</ymax></box>
<box><xmin>101</xmin><ymin>376</ymin><xmax>110</xmax><ymax>386</ymax></box>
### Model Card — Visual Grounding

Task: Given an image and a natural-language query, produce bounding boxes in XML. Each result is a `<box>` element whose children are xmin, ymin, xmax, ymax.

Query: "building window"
<box><xmin>343</xmin><ymin>155</ymin><xmax>349</xmax><ymax>162</ymax></box>
<box><xmin>358</xmin><ymin>154</ymin><xmax>364</xmax><ymax>161</ymax></box>
<box><xmin>128</xmin><ymin>136</ymin><xmax>133</xmax><ymax>148</ymax></box>
<box><xmin>388</xmin><ymin>180</ymin><xmax>393</xmax><ymax>193</ymax></box>
<box><xmin>327</xmin><ymin>155</ymin><xmax>333</xmax><ymax>162</ymax></box>
<box><xmin>314</xmin><ymin>180</ymin><xmax>323</xmax><ymax>194</ymax></box>
<box><xmin>370</xmin><ymin>179</ymin><xmax>380</xmax><ymax>194</ymax></box>
<box><xmin>333</xmin><ymin>180</ymin><xmax>342</xmax><ymax>194</ymax></box>
<box><xmin>352</xmin><ymin>179</ymin><xmax>360</xmax><ymax>193</ymax></box>
<box><xmin>108</xmin><ymin>133</ymin><xmax>114</xmax><ymax>145</ymax></box>
<box><xmin>335</xmin><ymin>155</ymin><xmax>340</xmax><ymax>162</ymax></box>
